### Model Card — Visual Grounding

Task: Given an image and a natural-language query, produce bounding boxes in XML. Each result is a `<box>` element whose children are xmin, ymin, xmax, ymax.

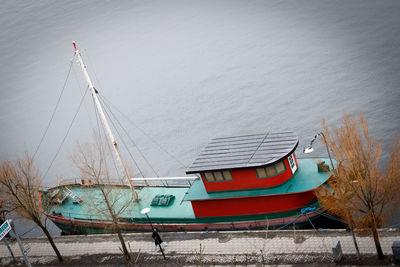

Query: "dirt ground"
<box><xmin>2</xmin><ymin>252</ymin><xmax>399</xmax><ymax>266</ymax></box>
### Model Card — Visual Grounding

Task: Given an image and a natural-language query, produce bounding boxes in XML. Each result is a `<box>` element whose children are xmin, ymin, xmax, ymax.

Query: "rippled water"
<box><xmin>1</xmin><ymin>0</ymin><xmax>399</xmax><ymax>235</ymax></box>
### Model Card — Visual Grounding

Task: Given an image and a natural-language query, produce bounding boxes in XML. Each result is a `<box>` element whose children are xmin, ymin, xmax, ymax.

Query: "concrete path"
<box><xmin>1</xmin><ymin>229</ymin><xmax>399</xmax><ymax>265</ymax></box>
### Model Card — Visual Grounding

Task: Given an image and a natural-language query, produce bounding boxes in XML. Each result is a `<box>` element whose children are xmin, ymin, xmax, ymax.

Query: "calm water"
<box><xmin>1</xmin><ymin>0</ymin><xmax>399</xmax><ymax>236</ymax></box>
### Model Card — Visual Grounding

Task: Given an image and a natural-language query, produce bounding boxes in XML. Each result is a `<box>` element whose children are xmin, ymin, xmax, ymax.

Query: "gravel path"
<box><xmin>1</xmin><ymin>229</ymin><xmax>399</xmax><ymax>265</ymax></box>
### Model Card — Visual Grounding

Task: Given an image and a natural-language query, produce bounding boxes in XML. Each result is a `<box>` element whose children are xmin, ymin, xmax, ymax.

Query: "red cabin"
<box><xmin>184</xmin><ymin>131</ymin><xmax>318</xmax><ymax>218</ymax></box>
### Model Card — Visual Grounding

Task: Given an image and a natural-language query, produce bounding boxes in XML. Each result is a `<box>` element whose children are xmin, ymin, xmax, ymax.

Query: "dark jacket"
<box><xmin>152</xmin><ymin>229</ymin><xmax>163</xmax><ymax>245</ymax></box>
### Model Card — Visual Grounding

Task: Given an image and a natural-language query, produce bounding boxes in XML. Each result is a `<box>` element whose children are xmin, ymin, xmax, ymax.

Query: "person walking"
<box><xmin>152</xmin><ymin>228</ymin><xmax>167</xmax><ymax>249</ymax></box>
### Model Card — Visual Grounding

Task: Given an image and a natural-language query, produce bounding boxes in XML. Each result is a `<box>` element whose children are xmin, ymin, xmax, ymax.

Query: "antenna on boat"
<box><xmin>72</xmin><ymin>41</ymin><xmax>139</xmax><ymax>200</ymax></box>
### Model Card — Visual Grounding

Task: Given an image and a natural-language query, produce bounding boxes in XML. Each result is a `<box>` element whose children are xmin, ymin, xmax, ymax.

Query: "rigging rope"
<box><xmin>79</xmin><ymin>50</ymin><xmax>123</xmax><ymax>178</ymax></box>
<box><xmin>276</xmin><ymin>206</ymin><xmax>317</xmax><ymax>230</ymax></box>
<box><xmin>99</xmin><ymin>95</ymin><xmax>159</xmax><ymax>177</ymax></box>
<box><xmin>319</xmin><ymin>212</ymin><xmax>346</xmax><ymax>223</ymax></box>
<box><xmin>100</xmin><ymin>95</ymin><xmax>188</xmax><ymax>169</ymax></box>
<box><xmin>43</xmin><ymin>88</ymin><xmax>88</xmax><ymax>180</ymax></box>
<box><xmin>97</xmin><ymin>96</ymin><xmax>146</xmax><ymax>178</ymax></box>
<box><xmin>91</xmin><ymin>90</ymin><xmax>122</xmax><ymax>179</ymax></box>
<box><xmin>276</xmin><ymin>214</ymin><xmax>302</xmax><ymax>230</ymax></box>
<box><xmin>33</xmin><ymin>53</ymin><xmax>76</xmax><ymax>160</ymax></box>
<box><xmin>388</xmin><ymin>222</ymin><xmax>400</xmax><ymax>228</ymax></box>
<box><xmin>305</xmin><ymin>213</ymin><xmax>316</xmax><ymax>230</ymax></box>
<box><xmin>71</xmin><ymin>61</ymin><xmax>97</xmax><ymax>131</ymax></box>
<box><xmin>19</xmin><ymin>226</ymin><xmax>37</xmax><ymax>237</ymax></box>
<box><xmin>81</xmin><ymin>50</ymin><xmax>148</xmax><ymax>178</ymax></box>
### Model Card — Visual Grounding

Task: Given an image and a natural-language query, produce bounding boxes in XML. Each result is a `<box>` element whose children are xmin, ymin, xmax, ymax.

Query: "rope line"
<box><xmin>43</xmin><ymin>88</ymin><xmax>88</xmax><ymax>180</ymax></box>
<box><xmin>20</xmin><ymin>226</ymin><xmax>37</xmax><ymax>237</ymax></box>
<box><xmin>72</xmin><ymin>62</ymin><xmax>96</xmax><ymax>130</ymax></box>
<box><xmin>387</xmin><ymin>222</ymin><xmax>400</xmax><ymax>228</ymax></box>
<box><xmin>276</xmin><ymin>214</ymin><xmax>302</xmax><ymax>230</ymax></box>
<box><xmin>92</xmin><ymin>92</ymin><xmax>121</xmax><ymax>180</ymax></box>
<box><xmin>276</xmin><ymin>206</ymin><xmax>317</xmax><ymax>230</ymax></box>
<box><xmin>100</xmin><ymin>95</ymin><xmax>188</xmax><ymax>168</ymax></box>
<box><xmin>33</xmin><ymin>53</ymin><xmax>76</xmax><ymax>160</ymax></box>
<box><xmin>97</xmin><ymin>96</ymin><xmax>145</xmax><ymax>178</ymax></box>
<box><xmin>82</xmin><ymin>50</ymin><xmax>104</xmax><ymax>92</ymax></box>
<box><xmin>78</xmin><ymin>50</ymin><xmax>146</xmax><ymax>178</ymax></box>
<box><xmin>79</xmin><ymin>50</ymin><xmax>122</xmax><ymax>178</ymax></box>
<box><xmin>306</xmin><ymin>213</ymin><xmax>316</xmax><ymax>230</ymax></box>
<box><xmin>99</xmin><ymin>95</ymin><xmax>156</xmax><ymax>177</ymax></box>
<box><xmin>319</xmin><ymin>212</ymin><xmax>346</xmax><ymax>223</ymax></box>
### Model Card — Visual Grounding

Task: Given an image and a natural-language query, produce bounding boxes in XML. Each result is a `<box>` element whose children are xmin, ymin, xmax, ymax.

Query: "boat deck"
<box><xmin>43</xmin><ymin>185</ymin><xmax>196</xmax><ymax>223</ymax></box>
<box><xmin>42</xmin><ymin>158</ymin><xmax>332</xmax><ymax>225</ymax></box>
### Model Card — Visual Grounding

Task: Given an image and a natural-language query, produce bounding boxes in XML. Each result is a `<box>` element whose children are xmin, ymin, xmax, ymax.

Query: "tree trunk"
<box><xmin>40</xmin><ymin>225</ymin><xmax>63</xmax><ymax>262</ymax></box>
<box><xmin>371</xmin><ymin>226</ymin><xmax>384</xmax><ymax>260</ymax></box>
<box><xmin>116</xmin><ymin>225</ymin><xmax>131</xmax><ymax>262</ymax></box>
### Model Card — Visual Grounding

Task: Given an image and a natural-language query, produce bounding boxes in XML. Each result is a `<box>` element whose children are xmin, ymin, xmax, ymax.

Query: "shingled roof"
<box><xmin>186</xmin><ymin>131</ymin><xmax>298</xmax><ymax>174</ymax></box>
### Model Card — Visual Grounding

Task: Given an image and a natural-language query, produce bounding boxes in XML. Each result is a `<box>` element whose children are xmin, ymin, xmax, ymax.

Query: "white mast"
<box><xmin>73</xmin><ymin>42</ymin><xmax>138</xmax><ymax>200</ymax></box>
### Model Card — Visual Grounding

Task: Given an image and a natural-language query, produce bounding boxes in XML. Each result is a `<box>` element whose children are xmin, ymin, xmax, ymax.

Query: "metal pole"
<box><xmin>3</xmin><ymin>238</ymin><xmax>16</xmax><ymax>262</ymax></box>
<box><xmin>319</xmin><ymin>133</ymin><xmax>360</xmax><ymax>258</ymax></box>
<box><xmin>145</xmin><ymin>214</ymin><xmax>166</xmax><ymax>260</ymax></box>
<box><xmin>350</xmin><ymin>225</ymin><xmax>361</xmax><ymax>259</ymax></box>
<box><xmin>157</xmin><ymin>239</ymin><xmax>166</xmax><ymax>260</ymax></box>
<box><xmin>320</xmin><ymin>132</ymin><xmax>335</xmax><ymax>171</ymax></box>
<box><xmin>9</xmin><ymin>220</ymin><xmax>31</xmax><ymax>267</ymax></box>
<box><xmin>145</xmin><ymin>214</ymin><xmax>154</xmax><ymax>229</ymax></box>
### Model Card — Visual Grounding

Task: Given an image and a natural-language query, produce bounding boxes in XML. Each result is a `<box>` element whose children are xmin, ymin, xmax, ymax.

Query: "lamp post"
<box><xmin>303</xmin><ymin>132</ymin><xmax>361</xmax><ymax>259</ymax></box>
<box><xmin>140</xmin><ymin>208</ymin><xmax>153</xmax><ymax>228</ymax></box>
<box><xmin>140</xmin><ymin>208</ymin><xmax>166</xmax><ymax>260</ymax></box>
<box><xmin>303</xmin><ymin>132</ymin><xmax>335</xmax><ymax>170</ymax></box>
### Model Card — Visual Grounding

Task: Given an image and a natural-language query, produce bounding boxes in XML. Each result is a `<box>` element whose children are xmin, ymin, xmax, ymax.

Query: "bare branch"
<box><xmin>316</xmin><ymin>113</ymin><xmax>400</xmax><ymax>260</ymax></box>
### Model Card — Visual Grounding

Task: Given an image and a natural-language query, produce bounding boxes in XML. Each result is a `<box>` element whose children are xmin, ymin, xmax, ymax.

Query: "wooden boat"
<box><xmin>40</xmin><ymin>43</ymin><xmax>335</xmax><ymax>234</ymax></box>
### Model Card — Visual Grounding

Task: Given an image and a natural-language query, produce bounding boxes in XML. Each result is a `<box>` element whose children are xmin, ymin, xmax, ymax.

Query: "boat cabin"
<box><xmin>186</xmin><ymin>131</ymin><xmax>299</xmax><ymax>192</ymax></box>
<box><xmin>183</xmin><ymin>131</ymin><xmax>327</xmax><ymax>218</ymax></box>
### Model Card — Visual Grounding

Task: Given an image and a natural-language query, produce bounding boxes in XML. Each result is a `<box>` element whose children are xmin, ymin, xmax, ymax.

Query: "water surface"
<box><xmin>1</xmin><ymin>0</ymin><xmax>399</xmax><ymax>235</ymax></box>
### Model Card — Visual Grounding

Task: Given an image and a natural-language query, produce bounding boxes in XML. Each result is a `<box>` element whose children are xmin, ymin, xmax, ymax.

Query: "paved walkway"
<box><xmin>1</xmin><ymin>229</ymin><xmax>399</xmax><ymax>265</ymax></box>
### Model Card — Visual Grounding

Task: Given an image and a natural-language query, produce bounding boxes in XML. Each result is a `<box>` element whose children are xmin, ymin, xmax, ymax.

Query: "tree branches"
<box><xmin>0</xmin><ymin>154</ymin><xmax>63</xmax><ymax>262</ymax></box>
<box><xmin>72</xmin><ymin>135</ymin><xmax>135</xmax><ymax>263</ymax></box>
<box><xmin>317</xmin><ymin>113</ymin><xmax>400</xmax><ymax>259</ymax></box>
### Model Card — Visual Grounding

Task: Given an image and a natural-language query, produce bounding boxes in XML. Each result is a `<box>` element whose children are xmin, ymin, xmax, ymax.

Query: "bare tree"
<box><xmin>0</xmin><ymin>155</ymin><xmax>63</xmax><ymax>262</ymax></box>
<box><xmin>317</xmin><ymin>113</ymin><xmax>400</xmax><ymax>259</ymax></box>
<box><xmin>72</xmin><ymin>136</ymin><xmax>136</xmax><ymax>263</ymax></box>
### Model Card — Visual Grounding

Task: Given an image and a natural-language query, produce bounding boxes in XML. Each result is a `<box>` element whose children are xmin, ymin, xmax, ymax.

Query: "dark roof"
<box><xmin>186</xmin><ymin>131</ymin><xmax>298</xmax><ymax>174</ymax></box>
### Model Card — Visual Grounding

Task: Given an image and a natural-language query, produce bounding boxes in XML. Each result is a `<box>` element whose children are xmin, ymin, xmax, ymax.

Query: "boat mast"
<box><xmin>72</xmin><ymin>42</ymin><xmax>138</xmax><ymax>200</ymax></box>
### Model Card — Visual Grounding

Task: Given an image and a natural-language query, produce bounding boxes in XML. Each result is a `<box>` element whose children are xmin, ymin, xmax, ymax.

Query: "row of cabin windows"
<box><xmin>204</xmin><ymin>171</ymin><xmax>233</xmax><ymax>182</ymax></box>
<box><xmin>203</xmin><ymin>160</ymin><xmax>287</xmax><ymax>182</ymax></box>
<box><xmin>255</xmin><ymin>160</ymin><xmax>286</xmax><ymax>178</ymax></box>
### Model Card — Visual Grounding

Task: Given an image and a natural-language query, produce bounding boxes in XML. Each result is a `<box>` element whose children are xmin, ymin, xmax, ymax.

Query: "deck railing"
<box><xmin>130</xmin><ymin>176</ymin><xmax>199</xmax><ymax>187</ymax></box>
<box><xmin>58</xmin><ymin>178</ymin><xmax>128</xmax><ymax>186</ymax></box>
<box><xmin>57</xmin><ymin>176</ymin><xmax>200</xmax><ymax>188</ymax></box>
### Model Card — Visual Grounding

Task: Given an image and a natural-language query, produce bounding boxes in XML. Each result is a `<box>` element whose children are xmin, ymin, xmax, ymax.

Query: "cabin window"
<box><xmin>222</xmin><ymin>171</ymin><xmax>232</xmax><ymax>180</ymax></box>
<box><xmin>288</xmin><ymin>153</ymin><xmax>297</xmax><ymax>174</ymax></box>
<box><xmin>214</xmin><ymin>171</ymin><xmax>224</xmax><ymax>181</ymax></box>
<box><xmin>266</xmin><ymin>165</ymin><xmax>277</xmax><ymax>176</ymax></box>
<box><xmin>255</xmin><ymin>167</ymin><xmax>267</xmax><ymax>177</ymax></box>
<box><xmin>275</xmin><ymin>161</ymin><xmax>285</xmax><ymax>173</ymax></box>
<box><xmin>204</xmin><ymin>172</ymin><xmax>215</xmax><ymax>182</ymax></box>
<box><xmin>256</xmin><ymin>160</ymin><xmax>287</xmax><ymax>178</ymax></box>
<box><xmin>203</xmin><ymin>171</ymin><xmax>233</xmax><ymax>182</ymax></box>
